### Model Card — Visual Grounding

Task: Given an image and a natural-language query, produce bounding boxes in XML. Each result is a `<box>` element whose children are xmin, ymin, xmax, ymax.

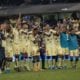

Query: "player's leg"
<box><xmin>63</xmin><ymin>48</ymin><xmax>69</xmax><ymax>68</ymax></box>
<box><xmin>47</xmin><ymin>55</ymin><xmax>51</xmax><ymax>69</ymax></box>
<box><xmin>5</xmin><ymin>56</ymin><xmax>11</xmax><ymax>73</ymax></box>
<box><xmin>40</xmin><ymin>48</ymin><xmax>46</xmax><ymax>69</ymax></box>
<box><xmin>70</xmin><ymin>50</ymin><xmax>74</xmax><ymax>68</ymax></box>
<box><xmin>41</xmin><ymin>55</ymin><xmax>46</xmax><ymax>69</ymax></box>
<box><xmin>58</xmin><ymin>55</ymin><xmax>64</xmax><ymax>69</ymax></box>
<box><xmin>22</xmin><ymin>47</ymin><xmax>31</xmax><ymax>71</ymax></box>
<box><xmin>74</xmin><ymin>50</ymin><xmax>79</xmax><ymax>69</ymax></box>
<box><xmin>0</xmin><ymin>60</ymin><xmax>3</xmax><ymax>73</ymax></box>
<box><xmin>46</xmin><ymin>48</ymin><xmax>52</xmax><ymax>69</ymax></box>
<box><xmin>57</xmin><ymin>47</ymin><xmax>64</xmax><ymax>69</ymax></box>
<box><xmin>51</xmin><ymin>46</ymin><xmax>58</xmax><ymax>69</ymax></box>
<box><xmin>14</xmin><ymin>49</ymin><xmax>20</xmax><ymax>72</ymax></box>
<box><xmin>5</xmin><ymin>48</ymin><xmax>12</xmax><ymax>73</ymax></box>
<box><xmin>33</xmin><ymin>56</ymin><xmax>38</xmax><ymax>71</ymax></box>
<box><xmin>36</xmin><ymin>55</ymin><xmax>41</xmax><ymax>71</ymax></box>
<box><xmin>52</xmin><ymin>55</ymin><xmax>58</xmax><ymax>69</ymax></box>
<box><xmin>24</xmin><ymin>54</ymin><xmax>31</xmax><ymax>71</ymax></box>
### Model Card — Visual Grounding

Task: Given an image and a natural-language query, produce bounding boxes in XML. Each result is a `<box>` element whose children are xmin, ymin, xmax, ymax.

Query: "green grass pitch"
<box><xmin>0</xmin><ymin>61</ymin><xmax>80</xmax><ymax>80</ymax></box>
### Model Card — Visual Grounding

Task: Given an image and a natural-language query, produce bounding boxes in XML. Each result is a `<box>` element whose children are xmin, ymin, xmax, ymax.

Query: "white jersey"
<box><xmin>12</xmin><ymin>28</ymin><xmax>20</xmax><ymax>54</ymax></box>
<box><xmin>44</xmin><ymin>29</ymin><xmax>57</xmax><ymax>56</ymax></box>
<box><xmin>6</xmin><ymin>32</ymin><xmax>14</xmax><ymax>57</ymax></box>
<box><xmin>26</xmin><ymin>31</ymin><xmax>33</xmax><ymax>56</ymax></box>
<box><xmin>19</xmin><ymin>29</ymin><xmax>29</xmax><ymax>52</ymax></box>
<box><xmin>20</xmin><ymin>29</ymin><xmax>28</xmax><ymax>43</ymax></box>
<box><xmin>28</xmin><ymin>31</ymin><xmax>39</xmax><ymax>56</ymax></box>
<box><xmin>13</xmin><ymin>28</ymin><xmax>20</xmax><ymax>43</ymax></box>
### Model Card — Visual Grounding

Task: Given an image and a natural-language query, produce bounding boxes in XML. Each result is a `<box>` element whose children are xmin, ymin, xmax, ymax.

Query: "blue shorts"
<box><xmin>52</xmin><ymin>56</ymin><xmax>58</xmax><ymax>59</ymax></box>
<box><xmin>47</xmin><ymin>56</ymin><xmax>51</xmax><ymax>59</ymax></box>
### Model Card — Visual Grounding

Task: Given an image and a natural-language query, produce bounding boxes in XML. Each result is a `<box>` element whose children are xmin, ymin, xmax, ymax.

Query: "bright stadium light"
<box><xmin>61</xmin><ymin>8</ymin><xmax>68</xmax><ymax>11</ymax></box>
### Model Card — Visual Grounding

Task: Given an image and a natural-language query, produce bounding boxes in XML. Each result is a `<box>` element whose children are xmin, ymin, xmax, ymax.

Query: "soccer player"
<box><xmin>6</xmin><ymin>28</ymin><xmax>14</xmax><ymax>58</ymax></box>
<box><xmin>20</xmin><ymin>22</ymin><xmax>30</xmax><ymax>71</ymax></box>
<box><xmin>30</xmin><ymin>27</ymin><xmax>41</xmax><ymax>71</ymax></box>
<box><xmin>5</xmin><ymin>28</ymin><xmax>14</xmax><ymax>73</ymax></box>
<box><xmin>12</xmin><ymin>26</ymin><xmax>21</xmax><ymax>71</ymax></box>
<box><xmin>43</xmin><ymin>24</ymin><xmax>57</xmax><ymax>69</ymax></box>
<box><xmin>51</xmin><ymin>27</ymin><xmax>59</xmax><ymax>69</ymax></box>
<box><xmin>68</xmin><ymin>29</ymin><xmax>80</xmax><ymax>69</ymax></box>
<box><xmin>0</xmin><ymin>25</ymin><xmax>5</xmax><ymax>73</ymax></box>
<box><xmin>58</xmin><ymin>24</ymin><xmax>69</xmax><ymax>69</ymax></box>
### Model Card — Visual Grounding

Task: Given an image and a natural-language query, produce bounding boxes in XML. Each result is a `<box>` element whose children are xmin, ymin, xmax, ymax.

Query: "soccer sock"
<box><xmin>55</xmin><ymin>56</ymin><xmax>58</xmax><ymax>67</ymax></box>
<box><xmin>25</xmin><ymin>58</ymin><xmax>30</xmax><ymax>71</ymax></box>
<box><xmin>70</xmin><ymin>56</ymin><xmax>74</xmax><ymax>67</ymax></box>
<box><xmin>63</xmin><ymin>55</ymin><xmax>67</xmax><ymax>67</ymax></box>
<box><xmin>37</xmin><ymin>62</ymin><xmax>40</xmax><ymax>71</ymax></box>
<box><xmin>47</xmin><ymin>60</ymin><xmax>51</xmax><ymax>68</ymax></box>
<box><xmin>52</xmin><ymin>59</ymin><xmax>55</xmax><ymax>67</ymax></box>
<box><xmin>70</xmin><ymin>56</ymin><xmax>73</xmax><ymax>62</ymax></box>
<box><xmin>15</xmin><ymin>60</ymin><xmax>19</xmax><ymax>67</ymax></box>
<box><xmin>33</xmin><ymin>63</ymin><xmax>36</xmax><ymax>71</ymax></box>
<box><xmin>58</xmin><ymin>56</ymin><xmax>63</xmax><ymax>67</ymax></box>
<box><xmin>61</xmin><ymin>55</ymin><xmax>64</xmax><ymax>67</ymax></box>
<box><xmin>55</xmin><ymin>56</ymin><xmax>58</xmax><ymax>63</ymax></box>
<box><xmin>65</xmin><ymin>55</ymin><xmax>69</xmax><ymax>60</ymax></box>
<box><xmin>75</xmin><ymin>56</ymin><xmax>79</xmax><ymax>64</ymax></box>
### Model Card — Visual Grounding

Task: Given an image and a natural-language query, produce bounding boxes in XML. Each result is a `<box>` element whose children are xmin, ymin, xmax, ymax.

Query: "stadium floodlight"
<box><xmin>61</xmin><ymin>8</ymin><xmax>68</xmax><ymax>11</ymax></box>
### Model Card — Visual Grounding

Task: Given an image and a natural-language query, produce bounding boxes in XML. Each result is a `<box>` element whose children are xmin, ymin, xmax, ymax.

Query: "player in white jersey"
<box><xmin>43</xmin><ymin>24</ymin><xmax>57</xmax><ymax>69</ymax></box>
<box><xmin>29</xmin><ymin>28</ymin><xmax>40</xmax><ymax>71</ymax></box>
<box><xmin>12</xmin><ymin>26</ymin><xmax>21</xmax><ymax>71</ymax></box>
<box><xmin>19</xmin><ymin>23</ymin><xmax>31</xmax><ymax>71</ymax></box>
<box><xmin>5</xmin><ymin>28</ymin><xmax>14</xmax><ymax>72</ymax></box>
<box><xmin>13</xmin><ymin>27</ymin><xmax>21</xmax><ymax>55</ymax></box>
<box><xmin>5</xmin><ymin>27</ymin><xmax>14</xmax><ymax>57</ymax></box>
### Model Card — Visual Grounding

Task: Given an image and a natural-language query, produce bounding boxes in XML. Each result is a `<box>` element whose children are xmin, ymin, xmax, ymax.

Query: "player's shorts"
<box><xmin>47</xmin><ymin>56</ymin><xmax>51</xmax><ymax>59</ymax></box>
<box><xmin>15</xmin><ymin>54</ymin><xmax>19</xmax><ymax>60</ymax></box>
<box><xmin>40</xmin><ymin>54</ymin><xmax>45</xmax><ymax>60</ymax></box>
<box><xmin>69</xmin><ymin>49</ymin><xmax>79</xmax><ymax>56</ymax></box>
<box><xmin>52</xmin><ymin>55</ymin><xmax>58</xmax><ymax>61</ymax></box>
<box><xmin>61</xmin><ymin>48</ymin><xmax>69</xmax><ymax>55</ymax></box>
<box><xmin>23</xmin><ymin>53</ymin><xmax>28</xmax><ymax>59</ymax></box>
<box><xmin>5</xmin><ymin>57</ymin><xmax>12</xmax><ymax>62</ymax></box>
<box><xmin>57</xmin><ymin>47</ymin><xmax>69</xmax><ymax>55</ymax></box>
<box><xmin>33</xmin><ymin>56</ymin><xmax>40</xmax><ymax>63</ymax></box>
<box><xmin>64</xmin><ymin>55</ymin><xmax>69</xmax><ymax>60</ymax></box>
<box><xmin>19</xmin><ymin>53</ymin><xmax>24</xmax><ymax>61</ymax></box>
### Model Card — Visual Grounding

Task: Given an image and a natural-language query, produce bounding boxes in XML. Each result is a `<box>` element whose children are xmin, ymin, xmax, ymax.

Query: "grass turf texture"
<box><xmin>0</xmin><ymin>61</ymin><xmax>80</xmax><ymax>80</ymax></box>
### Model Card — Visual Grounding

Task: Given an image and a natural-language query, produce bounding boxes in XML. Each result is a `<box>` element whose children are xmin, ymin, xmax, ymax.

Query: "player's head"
<box><xmin>44</xmin><ymin>24</ymin><xmax>50</xmax><ymax>32</ymax></box>
<box><xmin>60</xmin><ymin>24</ymin><xmax>67</xmax><ymax>32</ymax></box>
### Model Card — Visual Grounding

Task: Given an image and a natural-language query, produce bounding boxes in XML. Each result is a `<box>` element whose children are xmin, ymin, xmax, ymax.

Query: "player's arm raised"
<box><xmin>75</xmin><ymin>31</ymin><xmax>80</xmax><ymax>35</ymax></box>
<box><xmin>50</xmin><ymin>29</ymin><xmax>57</xmax><ymax>34</ymax></box>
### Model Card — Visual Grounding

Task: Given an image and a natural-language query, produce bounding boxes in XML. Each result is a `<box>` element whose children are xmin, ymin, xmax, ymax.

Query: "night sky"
<box><xmin>0</xmin><ymin>0</ymin><xmax>80</xmax><ymax>6</ymax></box>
